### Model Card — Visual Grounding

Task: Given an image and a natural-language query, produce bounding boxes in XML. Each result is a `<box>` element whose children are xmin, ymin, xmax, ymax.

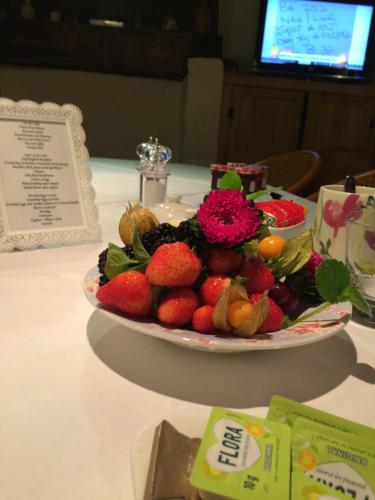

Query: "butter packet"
<box><xmin>190</xmin><ymin>407</ymin><xmax>291</xmax><ymax>500</ymax></box>
<box><xmin>292</xmin><ymin>471</ymin><xmax>352</xmax><ymax>499</ymax></box>
<box><xmin>268</xmin><ymin>395</ymin><xmax>375</xmax><ymax>440</ymax></box>
<box><xmin>292</xmin><ymin>418</ymin><xmax>375</xmax><ymax>500</ymax></box>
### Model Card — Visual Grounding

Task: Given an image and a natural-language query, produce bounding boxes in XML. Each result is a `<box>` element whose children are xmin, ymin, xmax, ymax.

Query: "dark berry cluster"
<box><xmin>175</xmin><ymin>220</ymin><xmax>200</xmax><ymax>249</ymax></box>
<box><xmin>175</xmin><ymin>220</ymin><xmax>193</xmax><ymax>241</ymax></box>
<box><xmin>98</xmin><ymin>248</ymin><xmax>108</xmax><ymax>274</ymax></box>
<box><xmin>141</xmin><ymin>223</ymin><xmax>177</xmax><ymax>254</ymax></box>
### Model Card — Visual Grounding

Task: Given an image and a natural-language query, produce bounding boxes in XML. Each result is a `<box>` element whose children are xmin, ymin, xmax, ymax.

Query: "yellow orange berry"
<box><xmin>258</xmin><ymin>235</ymin><xmax>286</xmax><ymax>260</ymax></box>
<box><xmin>227</xmin><ymin>300</ymin><xmax>253</xmax><ymax>328</ymax></box>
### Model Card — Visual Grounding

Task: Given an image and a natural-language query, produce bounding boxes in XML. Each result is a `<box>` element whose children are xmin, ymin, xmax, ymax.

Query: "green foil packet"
<box><xmin>292</xmin><ymin>418</ymin><xmax>375</xmax><ymax>500</ymax></box>
<box><xmin>268</xmin><ymin>395</ymin><xmax>375</xmax><ymax>441</ymax></box>
<box><xmin>190</xmin><ymin>407</ymin><xmax>291</xmax><ymax>500</ymax></box>
<box><xmin>292</xmin><ymin>471</ymin><xmax>352</xmax><ymax>500</ymax></box>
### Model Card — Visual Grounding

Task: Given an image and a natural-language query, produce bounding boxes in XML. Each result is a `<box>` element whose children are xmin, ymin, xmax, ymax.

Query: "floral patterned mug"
<box><xmin>313</xmin><ymin>185</ymin><xmax>375</xmax><ymax>262</ymax></box>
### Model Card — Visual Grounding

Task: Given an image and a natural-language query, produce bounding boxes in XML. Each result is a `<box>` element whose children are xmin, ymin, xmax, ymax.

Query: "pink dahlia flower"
<box><xmin>304</xmin><ymin>251</ymin><xmax>324</xmax><ymax>283</ymax></box>
<box><xmin>197</xmin><ymin>189</ymin><xmax>261</xmax><ymax>246</ymax></box>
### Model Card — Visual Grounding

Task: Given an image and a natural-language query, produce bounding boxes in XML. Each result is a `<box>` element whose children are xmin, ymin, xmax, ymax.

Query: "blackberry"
<box><xmin>98</xmin><ymin>249</ymin><xmax>108</xmax><ymax>274</ymax></box>
<box><xmin>99</xmin><ymin>274</ymin><xmax>109</xmax><ymax>287</ymax></box>
<box><xmin>175</xmin><ymin>220</ymin><xmax>193</xmax><ymax>241</ymax></box>
<box><xmin>141</xmin><ymin>223</ymin><xmax>177</xmax><ymax>254</ymax></box>
<box><xmin>123</xmin><ymin>244</ymin><xmax>135</xmax><ymax>259</ymax></box>
<box><xmin>149</xmin><ymin>234</ymin><xmax>177</xmax><ymax>254</ymax></box>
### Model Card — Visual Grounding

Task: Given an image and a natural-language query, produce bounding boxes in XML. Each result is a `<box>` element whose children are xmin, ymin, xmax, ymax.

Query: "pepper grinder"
<box><xmin>136</xmin><ymin>137</ymin><xmax>172</xmax><ymax>208</ymax></box>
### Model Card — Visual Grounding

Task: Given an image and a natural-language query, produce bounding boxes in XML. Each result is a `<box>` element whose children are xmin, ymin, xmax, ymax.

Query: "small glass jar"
<box><xmin>210</xmin><ymin>163</ymin><xmax>269</xmax><ymax>195</ymax></box>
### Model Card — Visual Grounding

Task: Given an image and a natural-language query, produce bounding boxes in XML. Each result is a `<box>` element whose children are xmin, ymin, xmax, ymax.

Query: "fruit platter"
<box><xmin>83</xmin><ymin>173</ymin><xmax>369</xmax><ymax>353</ymax></box>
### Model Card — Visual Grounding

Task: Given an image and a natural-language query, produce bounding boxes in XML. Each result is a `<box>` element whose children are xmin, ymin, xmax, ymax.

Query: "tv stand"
<box><xmin>218</xmin><ymin>72</ymin><xmax>375</xmax><ymax>191</ymax></box>
<box><xmin>249</xmin><ymin>67</ymin><xmax>367</xmax><ymax>84</ymax></box>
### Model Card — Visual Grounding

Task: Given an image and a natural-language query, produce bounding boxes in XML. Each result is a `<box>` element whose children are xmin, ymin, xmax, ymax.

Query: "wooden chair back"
<box><xmin>255</xmin><ymin>150</ymin><xmax>321</xmax><ymax>195</ymax></box>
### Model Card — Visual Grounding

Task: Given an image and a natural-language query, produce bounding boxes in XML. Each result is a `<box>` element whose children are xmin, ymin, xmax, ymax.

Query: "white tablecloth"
<box><xmin>1</xmin><ymin>158</ymin><xmax>374</xmax><ymax>500</ymax></box>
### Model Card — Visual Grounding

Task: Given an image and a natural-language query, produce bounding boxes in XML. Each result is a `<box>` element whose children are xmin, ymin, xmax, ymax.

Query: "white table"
<box><xmin>1</xmin><ymin>158</ymin><xmax>374</xmax><ymax>500</ymax></box>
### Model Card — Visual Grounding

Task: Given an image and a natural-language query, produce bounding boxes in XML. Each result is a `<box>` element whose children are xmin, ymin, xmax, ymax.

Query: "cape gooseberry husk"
<box><xmin>212</xmin><ymin>280</ymin><xmax>269</xmax><ymax>338</ymax></box>
<box><xmin>119</xmin><ymin>202</ymin><xmax>159</xmax><ymax>245</ymax></box>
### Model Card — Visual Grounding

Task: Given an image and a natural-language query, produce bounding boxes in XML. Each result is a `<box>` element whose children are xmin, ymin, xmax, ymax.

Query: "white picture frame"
<box><xmin>0</xmin><ymin>99</ymin><xmax>101</xmax><ymax>251</ymax></box>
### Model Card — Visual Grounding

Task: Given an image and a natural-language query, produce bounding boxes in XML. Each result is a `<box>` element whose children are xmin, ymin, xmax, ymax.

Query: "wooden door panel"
<box><xmin>225</xmin><ymin>86</ymin><xmax>305</xmax><ymax>163</ymax></box>
<box><xmin>303</xmin><ymin>92</ymin><xmax>375</xmax><ymax>185</ymax></box>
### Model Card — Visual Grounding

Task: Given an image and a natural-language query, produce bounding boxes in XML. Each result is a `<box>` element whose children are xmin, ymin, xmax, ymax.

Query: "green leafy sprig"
<box><xmin>219</xmin><ymin>171</ymin><xmax>242</xmax><ymax>190</ymax></box>
<box><xmin>104</xmin><ymin>226</ymin><xmax>151</xmax><ymax>279</ymax></box>
<box><xmin>316</xmin><ymin>259</ymin><xmax>370</xmax><ymax>315</ymax></box>
<box><xmin>289</xmin><ymin>259</ymin><xmax>370</xmax><ymax>327</ymax></box>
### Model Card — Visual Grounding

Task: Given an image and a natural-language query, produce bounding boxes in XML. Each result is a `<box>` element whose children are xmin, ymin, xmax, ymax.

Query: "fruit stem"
<box><xmin>287</xmin><ymin>302</ymin><xmax>330</xmax><ymax>327</ymax></box>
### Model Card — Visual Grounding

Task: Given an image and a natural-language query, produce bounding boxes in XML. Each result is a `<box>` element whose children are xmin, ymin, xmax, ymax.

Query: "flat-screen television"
<box><xmin>254</xmin><ymin>0</ymin><xmax>375</xmax><ymax>80</ymax></box>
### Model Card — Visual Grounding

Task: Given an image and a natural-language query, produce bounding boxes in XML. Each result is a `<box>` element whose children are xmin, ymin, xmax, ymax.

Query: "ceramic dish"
<box><xmin>83</xmin><ymin>267</ymin><xmax>351</xmax><ymax>353</ymax></box>
<box><xmin>269</xmin><ymin>220</ymin><xmax>306</xmax><ymax>240</ymax></box>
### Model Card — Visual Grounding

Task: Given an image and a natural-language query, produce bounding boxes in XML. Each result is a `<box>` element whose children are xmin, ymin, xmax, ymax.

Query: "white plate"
<box><xmin>83</xmin><ymin>267</ymin><xmax>351</xmax><ymax>353</ymax></box>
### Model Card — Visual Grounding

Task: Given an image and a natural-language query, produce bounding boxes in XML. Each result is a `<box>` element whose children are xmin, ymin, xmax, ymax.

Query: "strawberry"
<box><xmin>157</xmin><ymin>287</ymin><xmax>199</xmax><ymax>327</ymax></box>
<box><xmin>250</xmin><ymin>293</ymin><xmax>284</xmax><ymax>334</ymax></box>
<box><xmin>199</xmin><ymin>274</ymin><xmax>230</xmax><ymax>306</ymax></box>
<box><xmin>192</xmin><ymin>305</ymin><xmax>216</xmax><ymax>334</ymax></box>
<box><xmin>206</xmin><ymin>249</ymin><xmax>244</xmax><ymax>275</ymax></box>
<box><xmin>239</xmin><ymin>258</ymin><xmax>275</xmax><ymax>294</ymax></box>
<box><xmin>146</xmin><ymin>242</ymin><xmax>201</xmax><ymax>287</ymax></box>
<box><xmin>96</xmin><ymin>271</ymin><xmax>152</xmax><ymax>318</ymax></box>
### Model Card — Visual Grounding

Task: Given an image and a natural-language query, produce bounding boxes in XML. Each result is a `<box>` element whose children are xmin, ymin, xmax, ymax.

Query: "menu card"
<box><xmin>0</xmin><ymin>118</ymin><xmax>85</xmax><ymax>232</ymax></box>
<box><xmin>0</xmin><ymin>100</ymin><xmax>101</xmax><ymax>251</ymax></box>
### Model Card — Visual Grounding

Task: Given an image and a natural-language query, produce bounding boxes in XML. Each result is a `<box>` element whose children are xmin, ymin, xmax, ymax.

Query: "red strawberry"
<box><xmin>199</xmin><ymin>275</ymin><xmax>230</xmax><ymax>306</ymax></box>
<box><xmin>250</xmin><ymin>293</ymin><xmax>284</xmax><ymax>333</ymax></box>
<box><xmin>157</xmin><ymin>287</ymin><xmax>199</xmax><ymax>327</ymax></box>
<box><xmin>206</xmin><ymin>249</ymin><xmax>244</xmax><ymax>275</ymax></box>
<box><xmin>146</xmin><ymin>242</ymin><xmax>201</xmax><ymax>287</ymax></box>
<box><xmin>192</xmin><ymin>305</ymin><xmax>216</xmax><ymax>334</ymax></box>
<box><xmin>96</xmin><ymin>271</ymin><xmax>152</xmax><ymax>318</ymax></box>
<box><xmin>239</xmin><ymin>258</ymin><xmax>275</xmax><ymax>294</ymax></box>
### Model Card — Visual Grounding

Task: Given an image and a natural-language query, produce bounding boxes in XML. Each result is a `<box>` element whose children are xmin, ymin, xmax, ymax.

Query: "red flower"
<box><xmin>197</xmin><ymin>189</ymin><xmax>261</xmax><ymax>246</ymax></box>
<box><xmin>322</xmin><ymin>194</ymin><xmax>362</xmax><ymax>238</ymax></box>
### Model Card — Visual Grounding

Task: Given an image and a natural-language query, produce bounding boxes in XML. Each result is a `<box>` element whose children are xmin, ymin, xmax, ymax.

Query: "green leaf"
<box><xmin>281</xmin><ymin>315</ymin><xmax>292</xmax><ymax>329</ymax></box>
<box><xmin>268</xmin><ymin>256</ymin><xmax>282</xmax><ymax>275</ymax></box>
<box><xmin>316</xmin><ymin>259</ymin><xmax>350</xmax><ymax>303</ymax></box>
<box><xmin>232</xmin><ymin>276</ymin><xmax>249</xmax><ymax>287</ymax></box>
<box><xmin>104</xmin><ymin>243</ymin><xmax>138</xmax><ymax>280</ymax></box>
<box><xmin>258</xmin><ymin>224</ymin><xmax>271</xmax><ymax>240</ymax></box>
<box><xmin>132</xmin><ymin>226</ymin><xmax>151</xmax><ymax>264</ymax></box>
<box><xmin>246</xmin><ymin>188</ymin><xmax>282</xmax><ymax>201</ymax></box>
<box><xmin>338</xmin><ymin>285</ymin><xmax>371</xmax><ymax>316</ymax></box>
<box><xmin>152</xmin><ymin>285</ymin><xmax>168</xmax><ymax>314</ymax></box>
<box><xmin>220</xmin><ymin>171</ymin><xmax>242</xmax><ymax>190</ymax></box>
<box><xmin>275</xmin><ymin>230</ymin><xmax>313</xmax><ymax>276</ymax></box>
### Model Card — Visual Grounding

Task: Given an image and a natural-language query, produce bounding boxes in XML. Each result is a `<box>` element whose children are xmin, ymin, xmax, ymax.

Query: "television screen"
<box><xmin>257</xmin><ymin>0</ymin><xmax>374</xmax><ymax>76</ymax></box>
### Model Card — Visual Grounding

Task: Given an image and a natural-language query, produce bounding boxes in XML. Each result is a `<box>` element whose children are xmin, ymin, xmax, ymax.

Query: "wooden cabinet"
<box><xmin>218</xmin><ymin>73</ymin><xmax>375</xmax><ymax>189</ymax></box>
<box><xmin>222</xmin><ymin>86</ymin><xmax>305</xmax><ymax>162</ymax></box>
<box><xmin>303</xmin><ymin>92</ymin><xmax>375</xmax><ymax>185</ymax></box>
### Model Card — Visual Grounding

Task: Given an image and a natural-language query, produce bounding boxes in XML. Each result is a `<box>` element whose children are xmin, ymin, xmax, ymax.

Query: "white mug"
<box><xmin>314</xmin><ymin>185</ymin><xmax>375</xmax><ymax>262</ymax></box>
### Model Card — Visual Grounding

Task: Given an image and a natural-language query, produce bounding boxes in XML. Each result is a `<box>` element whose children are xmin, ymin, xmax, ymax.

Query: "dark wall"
<box><xmin>0</xmin><ymin>0</ymin><xmax>218</xmax><ymax>34</ymax></box>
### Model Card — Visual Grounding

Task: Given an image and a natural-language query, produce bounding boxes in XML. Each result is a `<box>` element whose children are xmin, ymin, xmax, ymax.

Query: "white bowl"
<box><xmin>269</xmin><ymin>220</ymin><xmax>306</xmax><ymax>240</ymax></box>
